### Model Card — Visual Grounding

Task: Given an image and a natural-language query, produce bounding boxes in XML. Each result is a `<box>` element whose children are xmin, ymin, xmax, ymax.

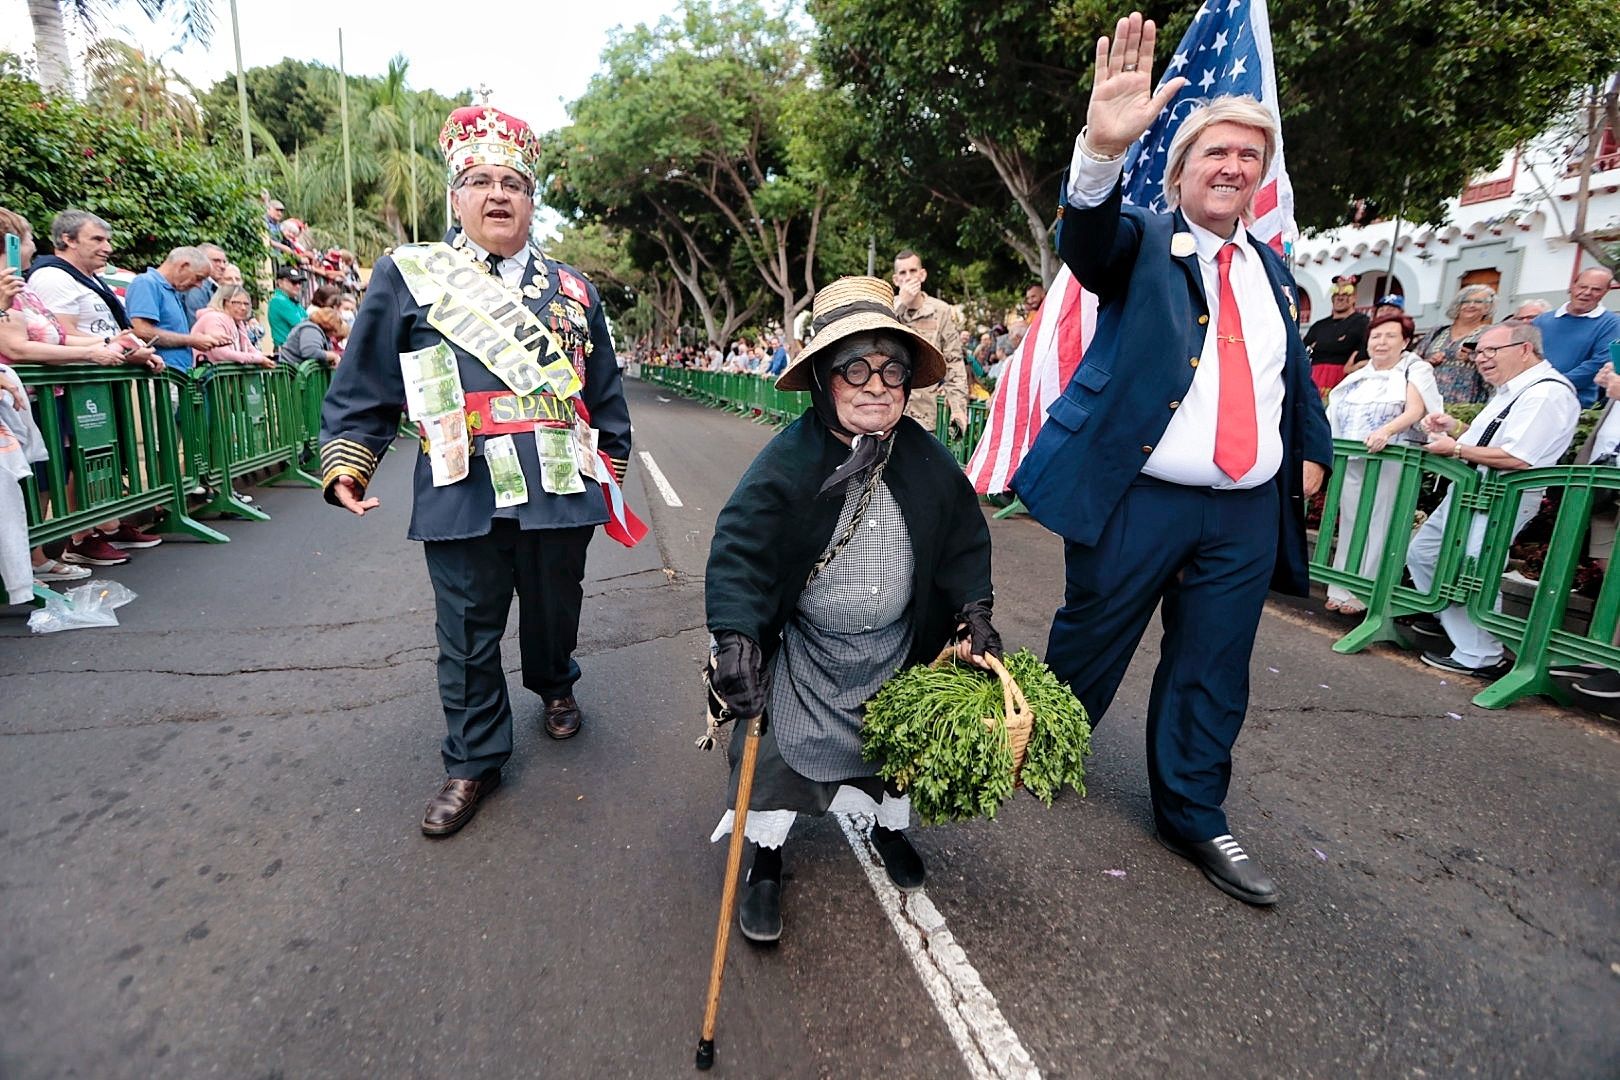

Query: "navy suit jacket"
<box><xmin>1012</xmin><ymin>182</ymin><xmax>1331</xmax><ymax>595</ymax></box>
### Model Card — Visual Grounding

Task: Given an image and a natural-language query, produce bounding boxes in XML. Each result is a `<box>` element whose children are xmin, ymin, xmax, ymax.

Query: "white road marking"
<box><xmin>836</xmin><ymin>813</ymin><xmax>1043</xmax><ymax>1080</ymax></box>
<box><xmin>637</xmin><ymin>451</ymin><xmax>683</xmax><ymax>507</ymax></box>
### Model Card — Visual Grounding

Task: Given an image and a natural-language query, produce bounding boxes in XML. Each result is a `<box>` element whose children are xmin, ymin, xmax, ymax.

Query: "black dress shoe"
<box><xmin>421</xmin><ymin>773</ymin><xmax>499</xmax><ymax>837</ymax></box>
<box><xmin>544</xmin><ymin>696</ymin><xmax>582</xmax><ymax>739</ymax></box>
<box><xmin>738</xmin><ymin>879</ymin><xmax>781</xmax><ymax>943</ymax></box>
<box><xmin>870</xmin><ymin>825</ymin><xmax>926</xmax><ymax>892</ymax></box>
<box><xmin>1419</xmin><ymin>651</ymin><xmax>1509</xmax><ymax>678</ymax></box>
<box><xmin>1158</xmin><ymin>831</ymin><xmax>1278</xmax><ymax>906</ymax></box>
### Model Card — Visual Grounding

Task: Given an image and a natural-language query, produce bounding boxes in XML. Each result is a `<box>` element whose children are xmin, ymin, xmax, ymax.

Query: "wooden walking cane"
<box><xmin>695</xmin><ymin>712</ymin><xmax>765</xmax><ymax>1071</ymax></box>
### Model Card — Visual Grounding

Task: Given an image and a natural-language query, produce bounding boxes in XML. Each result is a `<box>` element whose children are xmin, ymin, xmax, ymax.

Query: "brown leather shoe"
<box><xmin>544</xmin><ymin>696</ymin><xmax>582</xmax><ymax>739</ymax></box>
<box><xmin>421</xmin><ymin>774</ymin><xmax>499</xmax><ymax>837</ymax></box>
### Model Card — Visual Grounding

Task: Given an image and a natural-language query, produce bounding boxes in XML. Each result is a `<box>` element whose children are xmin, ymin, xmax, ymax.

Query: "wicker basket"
<box><xmin>933</xmin><ymin>648</ymin><xmax>1034</xmax><ymax>785</ymax></box>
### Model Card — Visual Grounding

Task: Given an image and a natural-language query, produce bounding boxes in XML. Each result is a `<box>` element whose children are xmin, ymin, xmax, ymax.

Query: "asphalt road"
<box><xmin>3</xmin><ymin>377</ymin><xmax>1617</xmax><ymax>1079</ymax></box>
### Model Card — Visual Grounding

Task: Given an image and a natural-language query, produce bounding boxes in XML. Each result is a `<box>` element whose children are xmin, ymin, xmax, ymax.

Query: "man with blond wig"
<box><xmin>1014</xmin><ymin>12</ymin><xmax>1330</xmax><ymax>906</ymax></box>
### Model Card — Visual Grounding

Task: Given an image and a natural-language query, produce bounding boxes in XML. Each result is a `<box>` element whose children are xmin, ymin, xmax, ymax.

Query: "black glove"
<box><xmin>711</xmin><ymin>631</ymin><xmax>766</xmax><ymax>719</ymax></box>
<box><xmin>954</xmin><ymin>599</ymin><xmax>1003</xmax><ymax>661</ymax></box>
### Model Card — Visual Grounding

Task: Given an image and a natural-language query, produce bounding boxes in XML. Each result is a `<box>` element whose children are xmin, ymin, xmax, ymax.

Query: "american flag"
<box><xmin>966</xmin><ymin>0</ymin><xmax>1295</xmax><ymax>495</ymax></box>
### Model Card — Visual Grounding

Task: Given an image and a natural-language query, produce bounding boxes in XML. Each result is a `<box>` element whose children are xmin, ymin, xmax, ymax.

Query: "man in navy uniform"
<box><xmin>1013</xmin><ymin>13</ymin><xmax>1331</xmax><ymax>905</ymax></box>
<box><xmin>320</xmin><ymin>105</ymin><xmax>634</xmax><ymax>836</ymax></box>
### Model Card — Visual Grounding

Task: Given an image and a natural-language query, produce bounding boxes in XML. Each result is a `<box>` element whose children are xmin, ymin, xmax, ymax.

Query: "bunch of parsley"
<box><xmin>861</xmin><ymin>649</ymin><xmax>1091</xmax><ymax>825</ymax></box>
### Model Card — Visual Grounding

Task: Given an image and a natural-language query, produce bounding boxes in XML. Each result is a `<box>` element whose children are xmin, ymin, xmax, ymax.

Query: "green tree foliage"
<box><xmin>198</xmin><ymin>58</ymin><xmax>334</xmax><ymax>156</ymax></box>
<box><xmin>197</xmin><ymin>57</ymin><xmax>467</xmax><ymax>259</ymax></box>
<box><xmin>0</xmin><ymin>76</ymin><xmax>265</xmax><ymax>272</ymax></box>
<box><xmin>543</xmin><ymin>0</ymin><xmax>843</xmax><ymax>338</ymax></box>
<box><xmin>811</xmin><ymin>0</ymin><xmax>1620</xmax><ymax>282</ymax></box>
<box><xmin>1265</xmin><ymin>0</ymin><xmax>1620</xmax><ymax>228</ymax></box>
<box><xmin>84</xmin><ymin>40</ymin><xmax>202</xmax><ymax>149</ymax></box>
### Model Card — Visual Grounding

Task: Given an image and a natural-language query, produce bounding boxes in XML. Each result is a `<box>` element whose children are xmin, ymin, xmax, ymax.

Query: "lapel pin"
<box><xmin>1171</xmin><ymin>232</ymin><xmax>1196</xmax><ymax>258</ymax></box>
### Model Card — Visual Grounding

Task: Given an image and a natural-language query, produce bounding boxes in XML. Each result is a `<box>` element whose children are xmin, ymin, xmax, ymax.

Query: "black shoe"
<box><xmin>1404</xmin><ymin>615</ymin><xmax>1447</xmax><ymax>639</ymax></box>
<box><xmin>1158</xmin><ymin>831</ymin><xmax>1278</xmax><ymax>906</ymax></box>
<box><xmin>870</xmin><ymin>825</ymin><xmax>926</xmax><ymax>892</ymax></box>
<box><xmin>1419</xmin><ymin>651</ymin><xmax>1509</xmax><ymax>678</ymax></box>
<box><xmin>1574</xmin><ymin>669</ymin><xmax>1620</xmax><ymax>699</ymax></box>
<box><xmin>738</xmin><ymin>879</ymin><xmax>781</xmax><ymax>943</ymax></box>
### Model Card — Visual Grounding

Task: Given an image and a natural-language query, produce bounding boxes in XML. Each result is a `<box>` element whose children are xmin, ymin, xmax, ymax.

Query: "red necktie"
<box><xmin>1213</xmin><ymin>243</ymin><xmax>1258</xmax><ymax>481</ymax></box>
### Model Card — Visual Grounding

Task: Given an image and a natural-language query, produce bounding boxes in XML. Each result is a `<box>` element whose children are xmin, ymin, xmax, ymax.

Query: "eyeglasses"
<box><xmin>832</xmin><ymin>356</ymin><xmax>911</xmax><ymax>388</ymax></box>
<box><xmin>1474</xmin><ymin>342</ymin><xmax>1528</xmax><ymax>361</ymax></box>
<box><xmin>458</xmin><ymin>175</ymin><xmax>532</xmax><ymax>197</ymax></box>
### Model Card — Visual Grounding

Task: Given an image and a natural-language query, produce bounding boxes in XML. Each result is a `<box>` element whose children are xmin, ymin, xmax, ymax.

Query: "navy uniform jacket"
<box><xmin>1011</xmin><ymin>182</ymin><xmax>1331</xmax><ymax>594</ymax></box>
<box><xmin>319</xmin><ymin>247</ymin><xmax>631</xmax><ymax>541</ymax></box>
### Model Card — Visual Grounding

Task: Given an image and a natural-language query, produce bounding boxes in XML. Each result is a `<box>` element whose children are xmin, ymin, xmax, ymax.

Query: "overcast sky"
<box><xmin>1</xmin><ymin>0</ymin><xmax>684</xmax><ymax>133</ymax></box>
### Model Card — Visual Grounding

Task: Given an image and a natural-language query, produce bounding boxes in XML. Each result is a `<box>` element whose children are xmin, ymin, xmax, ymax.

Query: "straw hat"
<box><xmin>776</xmin><ymin>276</ymin><xmax>945</xmax><ymax>392</ymax></box>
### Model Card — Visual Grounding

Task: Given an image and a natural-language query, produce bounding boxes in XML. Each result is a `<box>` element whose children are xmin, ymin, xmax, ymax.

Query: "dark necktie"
<box><xmin>1214</xmin><ymin>243</ymin><xmax>1258</xmax><ymax>481</ymax></box>
<box><xmin>485</xmin><ymin>252</ymin><xmax>503</xmax><ymax>278</ymax></box>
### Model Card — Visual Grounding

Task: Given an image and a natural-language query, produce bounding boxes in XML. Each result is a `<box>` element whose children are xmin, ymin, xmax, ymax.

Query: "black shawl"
<box><xmin>706</xmin><ymin>410</ymin><xmax>993</xmax><ymax>670</ymax></box>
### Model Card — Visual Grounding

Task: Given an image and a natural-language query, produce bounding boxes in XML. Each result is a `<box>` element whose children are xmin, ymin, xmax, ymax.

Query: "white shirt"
<box><xmin>461</xmin><ymin>237</ymin><xmax>527</xmax><ymax>288</ymax></box>
<box><xmin>1587</xmin><ymin>400</ymin><xmax>1620</xmax><ymax>463</ymax></box>
<box><xmin>1068</xmin><ymin>143</ymin><xmax>1287</xmax><ymax>489</ymax></box>
<box><xmin>27</xmin><ymin>265</ymin><xmax>120</xmax><ymax>338</ymax></box>
<box><xmin>1553</xmin><ymin>302</ymin><xmax>1606</xmax><ymax>319</ymax></box>
<box><xmin>1459</xmin><ymin>360</ymin><xmax>1580</xmax><ymax>469</ymax></box>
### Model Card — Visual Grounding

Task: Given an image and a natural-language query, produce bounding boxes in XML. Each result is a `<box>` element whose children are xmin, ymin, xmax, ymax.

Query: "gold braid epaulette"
<box><xmin>608</xmin><ymin>456</ymin><xmax>629</xmax><ymax>483</ymax></box>
<box><xmin>320</xmin><ymin>438</ymin><xmax>381</xmax><ymax>495</ymax></box>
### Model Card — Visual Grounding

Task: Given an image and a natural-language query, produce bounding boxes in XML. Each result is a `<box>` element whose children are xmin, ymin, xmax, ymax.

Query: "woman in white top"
<box><xmin>1324</xmin><ymin>313</ymin><xmax>1443</xmax><ymax>614</ymax></box>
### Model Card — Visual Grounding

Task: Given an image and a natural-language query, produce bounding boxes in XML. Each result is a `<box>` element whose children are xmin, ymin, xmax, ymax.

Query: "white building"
<box><xmin>1289</xmin><ymin>123</ymin><xmax>1619</xmax><ymax>330</ymax></box>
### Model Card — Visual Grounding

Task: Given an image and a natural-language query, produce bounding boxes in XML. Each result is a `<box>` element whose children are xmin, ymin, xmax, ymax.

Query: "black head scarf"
<box><xmin>809</xmin><ymin>330</ymin><xmax>913</xmax><ymax>496</ymax></box>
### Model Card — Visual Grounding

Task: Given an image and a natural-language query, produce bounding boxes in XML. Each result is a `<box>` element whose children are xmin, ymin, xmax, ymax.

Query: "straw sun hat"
<box><xmin>775</xmin><ymin>276</ymin><xmax>945</xmax><ymax>392</ymax></box>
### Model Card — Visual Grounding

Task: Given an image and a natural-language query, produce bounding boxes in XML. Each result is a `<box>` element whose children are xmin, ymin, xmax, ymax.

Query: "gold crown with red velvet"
<box><xmin>438</xmin><ymin>105</ymin><xmax>540</xmax><ymax>183</ymax></box>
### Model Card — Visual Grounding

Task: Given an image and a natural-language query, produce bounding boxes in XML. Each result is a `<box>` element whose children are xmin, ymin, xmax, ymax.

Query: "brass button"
<box><xmin>1168</xmin><ymin>400</ymin><xmax>1180</xmax><ymax>409</ymax></box>
<box><xmin>1141</xmin><ymin>444</ymin><xmax>1153</xmax><ymax>453</ymax></box>
<box><xmin>1197</xmin><ymin>314</ymin><xmax>1209</xmax><ymax>325</ymax></box>
<box><xmin>1189</xmin><ymin>357</ymin><xmax>1200</xmax><ymax>367</ymax></box>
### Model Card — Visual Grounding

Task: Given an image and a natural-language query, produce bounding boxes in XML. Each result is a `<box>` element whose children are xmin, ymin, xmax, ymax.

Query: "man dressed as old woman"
<box><xmin>705</xmin><ymin>276</ymin><xmax>1003</xmax><ymax>942</ymax></box>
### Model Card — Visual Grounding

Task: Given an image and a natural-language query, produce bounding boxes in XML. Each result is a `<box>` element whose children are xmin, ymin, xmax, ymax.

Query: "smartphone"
<box><xmin>4</xmin><ymin>233</ymin><xmax>19</xmax><ymax>271</ymax></box>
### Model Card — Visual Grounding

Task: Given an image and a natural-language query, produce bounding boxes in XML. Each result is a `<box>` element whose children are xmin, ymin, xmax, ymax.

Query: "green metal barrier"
<box><xmin>295</xmin><ymin>358</ymin><xmax>333</xmax><ymax>473</ymax></box>
<box><xmin>1311</xmin><ymin>440</ymin><xmax>1620</xmax><ymax>710</ymax></box>
<box><xmin>640</xmin><ymin>367</ymin><xmax>808</xmax><ymax>428</ymax></box>
<box><xmin>186</xmin><ymin>363</ymin><xmax>315</xmax><ymax>519</ymax></box>
<box><xmin>19</xmin><ymin>366</ymin><xmax>226</xmax><ymax>546</ymax></box>
<box><xmin>1310</xmin><ymin>439</ymin><xmax>1485</xmax><ymax>654</ymax></box>
<box><xmin>1463</xmin><ymin>466</ymin><xmax>1620</xmax><ymax>708</ymax></box>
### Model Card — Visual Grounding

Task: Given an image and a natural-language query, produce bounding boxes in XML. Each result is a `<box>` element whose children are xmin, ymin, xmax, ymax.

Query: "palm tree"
<box><xmin>26</xmin><ymin>0</ymin><xmax>214</xmax><ymax>95</ymax></box>
<box><xmin>347</xmin><ymin>56</ymin><xmax>444</xmax><ymax>245</ymax></box>
<box><xmin>84</xmin><ymin>39</ymin><xmax>202</xmax><ymax>147</ymax></box>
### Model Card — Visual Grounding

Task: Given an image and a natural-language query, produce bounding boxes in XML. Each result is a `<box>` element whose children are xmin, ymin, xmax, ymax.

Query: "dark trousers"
<box><xmin>422</xmin><ymin>520</ymin><xmax>594</xmax><ymax>779</ymax></box>
<box><xmin>1045</xmin><ymin>476</ymin><xmax>1277</xmax><ymax>843</ymax></box>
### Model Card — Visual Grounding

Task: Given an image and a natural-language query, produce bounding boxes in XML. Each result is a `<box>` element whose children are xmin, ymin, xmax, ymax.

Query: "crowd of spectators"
<box><xmin>0</xmin><ymin>197</ymin><xmax>362</xmax><ymax>600</ymax></box>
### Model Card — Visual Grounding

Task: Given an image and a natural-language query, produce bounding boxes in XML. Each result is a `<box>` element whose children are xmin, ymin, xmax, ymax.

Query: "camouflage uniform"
<box><xmin>895</xmin><ymin>292</ymin><xmax>967</xmax><ymax>434</ymax></box>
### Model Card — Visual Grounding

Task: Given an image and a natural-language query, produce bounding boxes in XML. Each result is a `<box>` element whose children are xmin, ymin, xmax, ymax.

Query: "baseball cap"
<box><xmin>275</xmin><ymin>264</ymin><xmax>306</xmax><ymax>282</ymax></box>
<box><xmin>1377</xmin><ymin>293</ymin><xmax>1406</xmax><ymax>309</ymax></box>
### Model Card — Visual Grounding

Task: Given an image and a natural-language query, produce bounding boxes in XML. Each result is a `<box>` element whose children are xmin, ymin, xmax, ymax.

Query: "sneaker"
<box><xmin>1549</xmin><ymin>662</ymin><xmax>1606</xmax><ymax>679</ymax></box>
<box><xmin>1419</xmin><ymin>651</ymin><xmax>1509</xmax><ymax>678</ymax></box>
<box><xmin>1573</xmin><ymin>670</ymin><xmax>1620</xmax><ymax>699</ymax></box>
<box><xmin>106</xmin><ymin>523</ymin><xmax>162</xmax><ymax>549</ymax></box>
<box><xmin>61</xmin><ymin>535</ymin><xmax>130</xmax><ymax>566</ymax></box>
<box><xmin>31</xmin><ymin>558</ymin><xmax>90</xmax><ymax>582</ymax></box>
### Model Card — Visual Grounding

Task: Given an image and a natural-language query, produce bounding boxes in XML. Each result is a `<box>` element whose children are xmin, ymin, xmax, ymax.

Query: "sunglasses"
<box><xmin>832</xmin><ymin>356</ymin><xmax>911</xmax><ymax>388</ymax></box>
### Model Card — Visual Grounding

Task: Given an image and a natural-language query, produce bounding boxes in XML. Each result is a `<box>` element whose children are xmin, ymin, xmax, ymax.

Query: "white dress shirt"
<box><xmin>461</xmin><ymin>236</ymin><xmax>527</xmax><ymax>288</ymax></box>
<box><xmin>1067</xmin><ymin>142</ymin><xmax>1287</xmax><ymax>489</ymax></box>
<box><xmin>1459</xmin><ymin>360</ymin><xmax>1580</xmax><ymax>468</ymax></box>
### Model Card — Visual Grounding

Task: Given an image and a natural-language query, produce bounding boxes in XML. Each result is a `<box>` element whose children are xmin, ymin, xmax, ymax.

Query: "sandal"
<box><xmin>33</xmin><ymin>558</ymin><xmax>90</xmax><ymax>582</ymax></box>
<box><xmin>1338</xmin><ymin>601</ymin><xmax>1367</xmax><ymax>616</ymax></box>
<box><xmin>1324</xmin><ymin>598</ymin><xmax>1343</xmax><ymax>613</ymax></box>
